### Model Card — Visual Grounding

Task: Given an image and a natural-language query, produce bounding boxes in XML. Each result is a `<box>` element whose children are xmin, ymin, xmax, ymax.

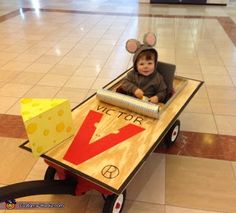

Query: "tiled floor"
<box><xmin>0</xmin><ymin>0</ymin><xmax>236</xmax><ymax>212</ymax></box>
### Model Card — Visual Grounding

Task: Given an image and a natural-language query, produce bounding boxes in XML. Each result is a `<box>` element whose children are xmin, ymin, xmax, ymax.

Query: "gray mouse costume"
<box><xmin>121</xmin><ymin>32</ymin><xmax>167</xmax><ymax>102</ymax></box>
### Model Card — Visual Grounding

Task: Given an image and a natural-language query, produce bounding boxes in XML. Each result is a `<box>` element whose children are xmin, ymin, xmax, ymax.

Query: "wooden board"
<box><xmin>21</xmin><ymin>73</ymin><xmax>203</xmax><ymax>194</ymax></box>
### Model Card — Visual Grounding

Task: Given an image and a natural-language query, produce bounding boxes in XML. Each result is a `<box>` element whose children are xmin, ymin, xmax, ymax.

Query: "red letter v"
<box><xmin>63</xmin><ymin>110</ymin><xmax>145</xmax><ymax>165</ymax></box>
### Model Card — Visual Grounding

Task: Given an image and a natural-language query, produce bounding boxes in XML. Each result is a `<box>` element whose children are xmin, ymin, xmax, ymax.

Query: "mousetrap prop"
<box><xmin>0</xmin><ymin>61</ymin><xmax>203</xmax><ymax>213</ymax></box>
<box><xmin>96</xmin><ymin>89</ymin><xmax>161</xmax><ymax>119</ymax></box>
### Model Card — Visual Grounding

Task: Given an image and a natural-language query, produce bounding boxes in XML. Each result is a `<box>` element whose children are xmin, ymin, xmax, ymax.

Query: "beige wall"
<box><xmin>139</xmin><ymin>0</ymin><xmax>150</xmax><ymax>3</ymax></box>
<box><xmin>207</xmin><ymin>0</ymin><xmax>227</xmax><ymax>3</ymax></box>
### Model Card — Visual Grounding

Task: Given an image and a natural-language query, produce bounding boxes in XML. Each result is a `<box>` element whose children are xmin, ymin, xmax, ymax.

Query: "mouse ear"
<box><xmin>143</xmin><ymin>32</ymin><xmax>156</xmax><ymax>47</ymax></box>
<box><xmin>126</xmin><ymin>39</ymin><xmax>141</xmax><ymax>53</ymax></box>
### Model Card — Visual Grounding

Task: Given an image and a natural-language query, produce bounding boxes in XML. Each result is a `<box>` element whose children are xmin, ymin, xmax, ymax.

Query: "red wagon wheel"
<box><xmin>103</xmin><ymin>190</ymin><xmax>126</xmax><ymax>213</ymax></box>
<box><xmin>164</xmin><ymin>119</ymin><xmax>180</xmax><ymax>147</ymax></box>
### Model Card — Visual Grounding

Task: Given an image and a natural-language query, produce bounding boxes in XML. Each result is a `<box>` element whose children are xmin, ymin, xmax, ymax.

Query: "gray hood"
<box><xmin>133</xmin><ymin>45</ymin><xmax>158</xmax><ymax>72</ymax></box>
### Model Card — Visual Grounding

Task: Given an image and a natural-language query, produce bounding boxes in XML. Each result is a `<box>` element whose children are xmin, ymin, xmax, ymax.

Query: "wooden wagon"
<box><xmin>0</xmin><ymin>62</ymin><xmax>203</xmax><ymax>212</ymax></box>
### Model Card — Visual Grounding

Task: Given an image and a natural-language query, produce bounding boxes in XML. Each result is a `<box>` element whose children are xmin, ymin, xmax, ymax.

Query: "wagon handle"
<box><xmin>0</xmin><ymin>179</ymin><xmax>77</xmax><ymax>202</ymax></box>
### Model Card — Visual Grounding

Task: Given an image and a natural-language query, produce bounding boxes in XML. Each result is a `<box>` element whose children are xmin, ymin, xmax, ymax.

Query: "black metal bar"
<box><xmin>0</xmin><ymin>180</ymin><xmax>77</xmax><ymax>202</ymax></box>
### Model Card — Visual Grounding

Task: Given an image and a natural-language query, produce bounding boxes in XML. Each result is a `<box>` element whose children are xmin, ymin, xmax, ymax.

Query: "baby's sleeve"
<box><xmin>121</xmin><ymin>71</ymin><xmax>138</xmax><ymax>94</ymax></box>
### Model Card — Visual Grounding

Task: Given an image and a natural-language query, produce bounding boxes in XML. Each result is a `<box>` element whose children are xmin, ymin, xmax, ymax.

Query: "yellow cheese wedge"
<box><xmin>20</xmin><ymin>98</ymin><xmax>74</xmax><ymax>157</ymax></box>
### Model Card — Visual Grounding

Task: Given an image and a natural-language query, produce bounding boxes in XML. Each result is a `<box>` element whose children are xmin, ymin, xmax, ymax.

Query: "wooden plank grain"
<box><xmin>22</xmin><ymin>77</ymin><xmax>202</xmax><ymax>194</ymax></box>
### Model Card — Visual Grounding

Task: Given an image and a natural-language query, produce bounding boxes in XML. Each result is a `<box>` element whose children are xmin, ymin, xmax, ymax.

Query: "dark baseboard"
<box><xmin>150</xmin><ymin>0</ymin><xmax>227</xmax><ymax>6</ymax></box>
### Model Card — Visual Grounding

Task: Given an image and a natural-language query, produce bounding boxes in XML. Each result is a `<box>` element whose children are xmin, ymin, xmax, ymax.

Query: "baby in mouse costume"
<box><xmin>121</xmin><ymin>32</ymin><xmax>167</xmax><ymax>104</ymax></box>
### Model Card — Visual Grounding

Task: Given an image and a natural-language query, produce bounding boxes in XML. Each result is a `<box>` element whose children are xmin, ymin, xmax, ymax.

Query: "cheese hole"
<box><xmin>56</xmin><ymin>122</ymin><xmax>65</xmax><ymax>132</ymax></box>
<box><xmin>36</xmin><ymin>146</ymin><xmax>43</xmax><ymax>153</ymax></box>
<box><xmin>66</xmin><ymin>126</ymin><xmax>72</xmax><ymax>133</ymax></box>
<box><xmin>43</xmin><ymin>129</ymin><xmax>50</xmax><ymax>136</ymax></box>
<box><xmin>27</xmin><ymin>123</ymin><xmax>37</xmax><ymax>134</ymax></box>
<box><xmin>57</xmin><ymin>109</ymin><xmax>64</xmax><ymax>116</ymax></box>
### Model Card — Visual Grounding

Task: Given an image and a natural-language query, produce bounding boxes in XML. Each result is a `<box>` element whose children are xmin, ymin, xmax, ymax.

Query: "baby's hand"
<box><xmin>134</xmin><ymin>88</ymin><xmax>144</xmax><ymax>99</ymax></box>
<box><xmin>149</xmin><ymin>96</ymin><xmax>159</xmax><ymax>104</ymax></box>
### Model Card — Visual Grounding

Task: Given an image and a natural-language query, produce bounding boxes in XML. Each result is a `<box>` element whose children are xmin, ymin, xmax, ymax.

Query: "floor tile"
<box><xmin>232</xmin><ymin>162</ymin><xmax>236</xmax><ymax>180</ymax></box>
<box><xmin>37</xmin><ymin>74</ymin><xmax>69</xmax><ymax>87</ymax></box>
<box><xmin>196</xmin><ymin>48</ymin><xmax>219</xmax><ymax>59</ymax></box>
<box><xmin>10</xmin><ymin>72</ymin><xmax>44</xmax><ymax>85</ymax></box>
<box><xmin>55</xmin><ymin>87</ymin><xmax>89</xmax><ymax>103</ymax></box>
<box><xmin>0</xmin><ymin>52</ymin><xmax>18</xmax><ymax>61</ymax></box>
<box><xmin>88</xmin><ymin>50</ymin><xmax>114</xmax><ymax>61</ymax></box>
<box><xmin>201</xmin><ymin>65</ymin><xmax>228</xmax><ymax>75</ymax></box>
<box><xmin>48</xmin><ymin>64</ymin><xmax>78</xmax><ymax>76</ymax></box>
<box><xmin>103</xmin><ymin>57</ymin><xmax>130</xmax><ymax>71</ymax></box>
<box><xmin>45</xmin><ymin>47</ymin><xmax>72</xmax><ymax>57</ymax></box>
<box><xmin>157</xmin><ymin>131</ymin><xmax>236</xmax><ymax>161</ymax></box>
<box><xmin>25</xmin><ymin>63</ymin><xmax>54</xmax><ymax>74</ymax></box>
<box><xmin>66</xmin><ymin>49</ymin><xmax>90</xmax><ymax>59</ymax></box>
<box><xmin>0</xmin><ymin>137</ymin><xmax>37</xmax><ymax>185</ymax></box>
<box><xmin>126</xmin><ymin>153</ymin><xmax>165</xmax><ymax>204</ymax></box>
<box><xmin>98</xmin><ymin>67</ymin><xmax>124</xmax><ymax>78</ymax></box>
<box><xmin>123</xmin><ymin>201</ymin><xmax>165</xmax><ymax>213</ymax></box>
<box><xmin>199</xmin><ymin>55</ymin><xmax>224</xmax><ymax>66</ymax></box>
<box><xmin>176</xmin><ymin>73</ymin><xmax>204</xmax><ymax>81</ymax></box>
<box><xmin>23</xmin><ymin>47</ymin><xmax>49</xmax><ymax>55</ymax></box>
<box><xmin>22</xmin><ymin>85</ymin><xmax>61</xmax><ymax>98</ymax></box>
<box><xmin>214</xmin><ymin>115</ymin><xmax>236</xmax><ymax>136</ymax></box>
<box><xmin>0</xmin><ymin>114</ymin><xmax>26</xmax><ymax>138</ymax></box>
<box><xmin>86</xmin><ymin>89</ymin><xmax>97</xmax><ymax>99</ymax></box>
<box><xmin>5</xmin><ymin>42</ymin><xmax>31</xmax><ymax>53</ymax></box>
<box><xmin>175</xmin><ymin>64</ymin><xmax>202</xmax><ymax>75</ymax></box>
<box><xmin>58</xmin><ymin>57</ymin><xmax>84</xmax><ymax>66</ymax></box>
<box><xmin>1</xmin><ymin>61</ymin><xmax>31</xmax><ymax>72</ymax></box>
<box><xmin>0</xmin><ymin>96</ymin><xmax>18</xmax><ymax>113</ymax></box>
<box><xmin>176</xmin><ymin>55</ymin><xmax>200</xmax><ymax>66</ymax></box>
<box><xmin>221</xmin><ymin>56</ymin><xmax>236</xmax><ymax>67</ymax></box>
<box><xmin>207</xmin><ymin>85</ymin><xmax>236</xmax><ymax>101</ymax></box>
<box><xmin>85</xmin><ymin>193</ymin><xmax>164</xmax><ymax>213</ymax></box>
<box><xmin>166</xmin><ymin>155</ymin><xmax>236</xmax><ymax>213</ymax></box>
<box><xmin>73</xmin><ymin>67</ymin><xmax>101</xmax><ymax>78</ymax></box>
<box><xmin>179</xmin><ymin>113</ymin><xmax>217</xmax><ymax>134</ymax></box>
<box><xmin>80</xmin><ymin>58</ymin><xmax>107</xmax><ymax>69</ymax></box>
<box><xmin>184</xmin><ymin>97</ymin><xmax>212</xmax><ymax>114</ymax></box>
<box><xmin>0</xmin><ymin>70</ymin><xmax>21</xmax><ymax>83</ymax></box>
<box><xmin>91</xmin><ymin>78</ymin><xmax>113</xmax><ymax>89</ymax></box>
<box><xmin>226</xmin><ymin>66</ymin><xmax>236</xmax><ymax>76</ymax></box>
<box><xmin>165</xmin><ymin>205</ymin><xmax>223</xmax><ymax>213</ymax></box>
<box><xmin>0</xmin><ymin>59</ymin><xmax>8</xmax><ymax>67</ymax></box>
<box><xmin>14</xmin><ymin>53</ymin><xmax>42</xmax><ymax>63</ymax></box>
<box><xmin>0</xmin><ymin>83</ymin><xmax>32</xmax><ymax>98</ymax></box>
<box><xmin>202</xmin><ymin>73</ymin><xmax>234</xmax><ymax>87</ymax></box>
<box><xmin>25</xmin><ymin>158</ymin><xmax>49</xmax><ymax>181</ymax></box>
<box><xmin>231</xmin><ymin>76</ymin><xmax>236</xmax><ymax>87</ymax></box>
<box><xmin>0</xmin><ymin>82</ymin><xmax>4</xmax><ymax>88</ymax></box>
<box><xmin>64</xmin><ymin>76</ymin><xmax>96</xmax><ymax>89</ymax></box>
<box><xmin>211</xmin><ymin>99</ymin><xmax>236</xmax><ymax>116</ymax></box>
<box><xmin>159</xmin><ymin>54</ymin><xmax>175</xmax><ymax>65</ymax></box>
<box><xmin>193</xmin><ymin>85</ymin><xmax>208</xmax><ymax>99</ymax></box>
<box><xmin>85</xmin><ymin>194</ymin><xmax>106</xmax><ymax>213</ymax></box>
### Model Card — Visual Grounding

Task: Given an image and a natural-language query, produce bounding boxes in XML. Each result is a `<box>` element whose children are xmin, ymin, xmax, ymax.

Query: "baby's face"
<box><xmin>137</xmin><ymin>58</ymin><xmax>155</xmax><ymax>76</ymax></box>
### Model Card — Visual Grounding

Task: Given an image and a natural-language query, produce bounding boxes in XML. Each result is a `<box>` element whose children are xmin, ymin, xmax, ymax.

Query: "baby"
<box><xmin>121</xmin><ymin>32</ymin><xmax>167</xmax><ymax>104</ymax></box>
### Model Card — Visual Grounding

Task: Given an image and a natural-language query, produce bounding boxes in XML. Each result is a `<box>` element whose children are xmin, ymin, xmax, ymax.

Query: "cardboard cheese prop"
<box><xmin>20</xmin><ymin>98</ymin><xmax>74</xmax><ymax>157</ymax></box>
